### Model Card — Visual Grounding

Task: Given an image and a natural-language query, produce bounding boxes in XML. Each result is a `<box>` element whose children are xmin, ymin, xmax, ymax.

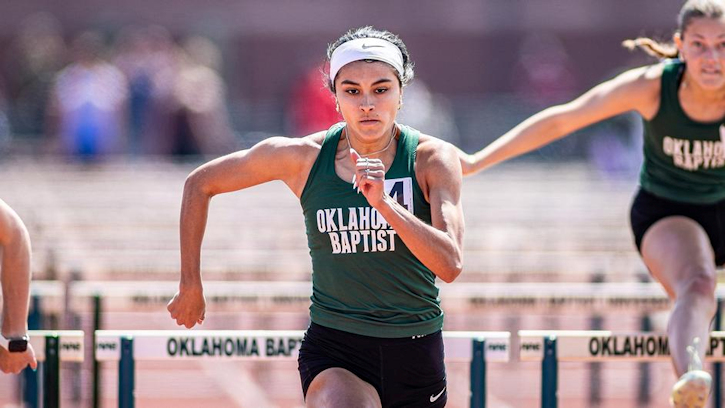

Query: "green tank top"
<box><xmin>640</xmin><ymin>60</ymin><xmax>725</xmax><ymax>204</ymax></box>
<box><xmin>300</xmin><ymin>123</ymin><xmax>443</xmax><ymax>338</ymax></box>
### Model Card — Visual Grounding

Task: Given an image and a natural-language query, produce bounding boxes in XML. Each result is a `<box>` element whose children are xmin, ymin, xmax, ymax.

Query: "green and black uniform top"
<box><xmin>300</xmin><ymin>122</ymin><xmax>443</xmax><ymax>338</ymax></box>
<box><xmin>640</xmin><ymin>59</ymin><xmax>725</xmax><ymax>204</ymax></box>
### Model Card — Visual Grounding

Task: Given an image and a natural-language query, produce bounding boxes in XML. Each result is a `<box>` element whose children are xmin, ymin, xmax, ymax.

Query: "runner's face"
<box><xmin>678</xmin><ymin>17</ymin><xmax>725</xmax><ymax>90</ymax></box>
<box><xmin>335</xmin><ymin>60</ymin><xmax>401</xmax><ymax>143</ymax></box>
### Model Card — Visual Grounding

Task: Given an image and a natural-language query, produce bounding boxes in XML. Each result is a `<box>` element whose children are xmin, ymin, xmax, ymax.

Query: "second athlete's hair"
<box><xmin>623</xmin><ymin>0</ymin><xmax>725</xmax><ymax>59</ymax></box>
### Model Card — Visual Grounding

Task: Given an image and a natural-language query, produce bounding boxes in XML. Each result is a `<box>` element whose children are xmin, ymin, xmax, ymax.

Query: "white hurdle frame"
<box><xmin>22</xmin><ymin>330</ymin><xmax>84</xmax><ymax>408</ymax></box>
<box><xmin>95</xmin><ymin>330</ymin><xmax>510</xmax><ymax>408</ymax></box>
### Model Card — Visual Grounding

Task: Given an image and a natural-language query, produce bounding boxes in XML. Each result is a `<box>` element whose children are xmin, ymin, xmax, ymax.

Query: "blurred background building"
<box><xmin>0</xmin><ymin>0</ymin><xmax>678</xmax><ymax>162</ymax></box>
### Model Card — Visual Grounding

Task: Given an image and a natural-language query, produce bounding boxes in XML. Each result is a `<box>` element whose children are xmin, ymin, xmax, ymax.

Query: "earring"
<box><xmin>335</xmin><ymin>102</ymin><xmax>340</xmax><ymax>113</ymax></box>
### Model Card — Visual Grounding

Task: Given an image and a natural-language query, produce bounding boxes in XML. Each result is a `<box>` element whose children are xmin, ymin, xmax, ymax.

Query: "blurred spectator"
<box><xmin>169</xmin><ymin>36</ymin><xmax>236</xmax><ymax>156</ymax></box>
<box><xmin>5</xmin><ymin>12</ymin><xmax>67</xmax><ymax>139</ymax></box>
<box><xmin>397</xmin><ymin>80</ymin><xmax>460</xmax><ymax>144</ymax></box>
<box><xmin>586</xmin><ymin>111</ymin><xmax>643</xmax><ymax>176</ymax></box>
<box><xmin>114</xmin><ymin>26</ymin><xmax>177</xmax><ymax>156</ymax></box>
<box><xmin>510</xmin><ymin>32</ymin><xmax>582</xmax><ymax>160</ymax></box>
<box><xmin>287</xmin><ymin>63</ymin><xmax>340</xmax><ymax>137</ymax></box>
<box><xmin>511</xmin><ymin>32</ymin><xmax>578</xmax><ymax>107</ymax></box>
<box><xmin>46</xmin><ymin>31</ymin><xmax>128</xmax><ymax>159</ymax></box>
<box><xmin>0</xmin><ymin>82</ymin><xmax>11</xmax><ymax>153</ymax></box>
<box><xmin>586</xmin><ymin>66</ymin><xmax>645</xmax><ymax>176</ymax></box>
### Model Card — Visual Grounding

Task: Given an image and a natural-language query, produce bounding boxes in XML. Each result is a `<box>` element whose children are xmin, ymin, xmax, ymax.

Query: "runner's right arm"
<box><xmin>167</xmin><ymin>134</ymin><xmax>323</xmax><ymax>328</ymax></box>
<box><xmin>0</xmin><ymin>200</ymin><xmax>38</xmax><ymax>373</ymax></box>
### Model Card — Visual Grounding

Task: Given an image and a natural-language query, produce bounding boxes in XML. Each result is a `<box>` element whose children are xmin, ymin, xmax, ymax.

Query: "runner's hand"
<box><xmin>0</xmin><ymin>345</ymin><xmax>37</xmax><ymax>374</ymax></box>
<box><xmin>350</xmin><ymin>149</ymin><xmax>386</xmax><ymax>208</ymax></box>
<box><xmin>167</xmin><ymin>286</ymin><xmax>206</xmax><ymax>329</ymax></box>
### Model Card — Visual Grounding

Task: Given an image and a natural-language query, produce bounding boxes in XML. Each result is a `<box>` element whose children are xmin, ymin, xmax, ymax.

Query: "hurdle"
<box><xmin>18</xmin><ymin>330</ymin><xmax>85</xmax><ymax>408</ymax></box>
<box><xmin>76</xmin><ymin>281</ymin><xmax>723</xmax><ymax>406</ymax></box>
<box><xmin>519</xmin><ymin>330</ymin><xmax>725</xmax><ymax>408</ymax></box>
<box><xmin>72</xmin><ymin>281</ymin><xmax>701</xmax><ymax>407</ymax></box>
<box><xmin>1</xmin><ymin>281</ymin><xmax>65</xmax><ymax>408</ymax></box>
<box><xmin>94</xmin><ymin>329</ymin><xmax>509</xmax><ymax>408</ymax></box>
<box><xmin>26</xmin><ymin>281</ymin><xmax>65</xmax><ymax>316</ymax></box>
<box><xmin>0</xmin><ymin>281</ymin><xmax>65</xmax><ymax>330</ymax></box>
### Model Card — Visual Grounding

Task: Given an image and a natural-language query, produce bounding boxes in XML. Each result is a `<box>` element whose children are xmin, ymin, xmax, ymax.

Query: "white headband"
<box><xmin>329</xmin><ymin>38</ymin><xmax>405</xmax><ymax>85</ymax></box>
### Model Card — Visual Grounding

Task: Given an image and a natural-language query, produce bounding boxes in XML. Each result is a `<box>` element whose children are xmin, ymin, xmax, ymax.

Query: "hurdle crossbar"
<box><xmin>0</xmin><ymin>281</ymin><xmax>66</xmax><ymax>313</ymax></box>
<box><xmin>519</xmin><ymin>330</ymin><xmax>725</xmax><ymax>408</ymax></box>
<box><xmin>70</xmin><ymin>281</ymin><xmax>715</xmax><ymax>313</ymax></box>
<box><xmin>96</xmin><ymin>330</ymin><xmax>510</xmax><ymax>408</ymax></box>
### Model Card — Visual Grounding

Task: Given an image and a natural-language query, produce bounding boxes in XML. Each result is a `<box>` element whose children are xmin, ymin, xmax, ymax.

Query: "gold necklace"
<box><xmin>346</xmin><ymin>124</ymin><xmax>397</xmax><ymax>157</ymax></box>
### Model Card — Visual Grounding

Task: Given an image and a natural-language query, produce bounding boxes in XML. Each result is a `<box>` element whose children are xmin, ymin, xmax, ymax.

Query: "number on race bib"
<box><xmin>385</xmin><ymin>178</ymin><xmax>414</xmax><ymax>213</ymax></box>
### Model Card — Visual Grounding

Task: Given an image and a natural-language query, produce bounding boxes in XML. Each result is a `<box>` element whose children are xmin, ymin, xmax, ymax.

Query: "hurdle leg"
<box><xmin>541</xmin><ymin>336</ymin><xmax>557</xmax><ymax>408</ymax></box>
<box><xmin>23</xmin><ymin>296</ymin><xmax>42</xmax><ymax>408</ymax></box>
<box><xmin>93</xmin><ymin>295</ymin><xmax>102</xmax><ymax>408</ymax></box>
<box><xmin>637</xmin><ymin>273</ymin><xmax>652</xmax><ymax>406</ymax></box>
<box><xmin>715</xmin><ymin>299</ymin><xmax>723</xmax><ymax>408</ymax></box>
<box><xmin>638</xmin><ymin>313</ymin><xmax>652</xmax><ymax>405</ymax></box>
<box><xmin>470</xmin><ymin>339</ymin><xmax>486</xmax><ymax>408</ymax></box>
<box><xmin>22</xmin><ymin>365</ymin><xmax>39</xmax><ymax>408</ymax></box>
<box><xmin>589</xmin><ymin>316</ymin><xmax>603</xmax><ymax>405</ymax></box>
<box><xmin>119</xmin><ymin>336</ymin><xmax>135</xmax><ymax>408</ymax></box>
<box><xmin>44</xmin><ymin>335</ymin><xmax>60</xmax><ymax>408</ymax></box>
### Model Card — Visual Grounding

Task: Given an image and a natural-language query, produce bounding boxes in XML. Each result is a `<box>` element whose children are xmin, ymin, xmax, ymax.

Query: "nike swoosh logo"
<box><xmin>361</xmin><ymin>43</ymin><xmax>384</xmax><ymax>49</ymax></box>
<box><xmin>429</xmin><ymin>386</ymin><xmax>446</xmax><ymax>403</ymax></box>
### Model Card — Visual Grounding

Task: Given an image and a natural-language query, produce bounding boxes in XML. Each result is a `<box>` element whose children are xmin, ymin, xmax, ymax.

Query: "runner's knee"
<box><xmin>306</xmin><ymin>369</ymin><xmax>380</xmax><ymax>408</ymax></box>
<box><xmin>676</xmin><ymin>267</ymin><xmax>717</xmax><ymax>307</ymax></box>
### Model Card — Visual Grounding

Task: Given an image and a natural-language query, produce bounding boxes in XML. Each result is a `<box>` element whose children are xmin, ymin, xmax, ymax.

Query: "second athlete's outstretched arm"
<box><xmin>459</xmin><ymin>65</ymin><xmax>662</xmax><ymax>176</ymax></box>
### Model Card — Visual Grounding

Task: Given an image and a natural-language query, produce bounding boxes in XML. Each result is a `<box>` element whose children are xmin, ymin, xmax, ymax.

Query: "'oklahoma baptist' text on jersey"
<box><xmin>640</xmin><ymin>59</ymin><xmax>725</xmax><ymax>204</ymax></box>
<box><xmin>300</xmin><ymin>123</ymin><xmax>443</xmax><ymax>338</ymax></box>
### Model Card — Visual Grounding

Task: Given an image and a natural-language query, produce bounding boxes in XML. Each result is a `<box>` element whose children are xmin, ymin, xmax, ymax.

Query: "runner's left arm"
<box><xmin>354</xmin><ymin>142</ymin><xmax>464</xmax><ymax>282</ymax></box>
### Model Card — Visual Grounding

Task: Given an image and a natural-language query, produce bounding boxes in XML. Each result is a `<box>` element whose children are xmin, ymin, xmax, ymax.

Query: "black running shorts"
<box><xmin>630</xmin><ymin>188</ymin><xmax>725</xmax><ymax>266</ymax></box>
<box><xmin>298</xmin><ymin>322</ymin><xmax>447</xmax><ymax>408</ymax></box>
